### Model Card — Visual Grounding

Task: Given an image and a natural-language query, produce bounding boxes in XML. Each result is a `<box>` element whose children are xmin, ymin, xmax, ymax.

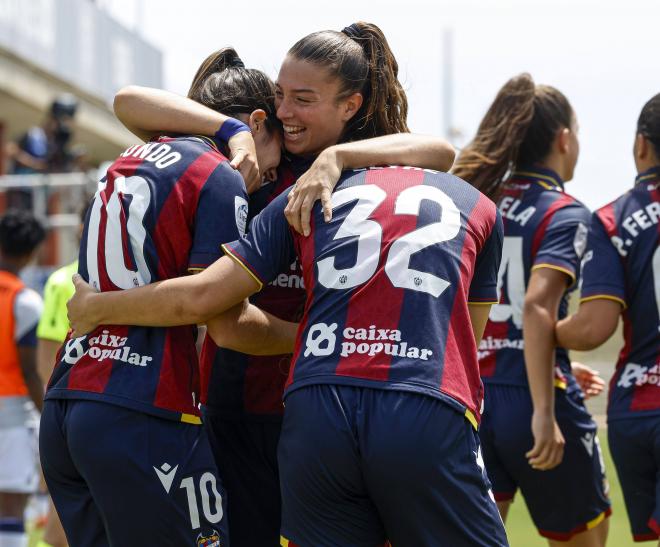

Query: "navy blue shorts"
<box><xmin>608</xmin><ymin>416</ymin><xmax>660</xmax><ymax>542</ymax></box>
<box><xmin>479</xmin><ymin>384</ymin><xmax>611</xmax><ymax>540</ymax></box>
<box><xmin>40</xmin><ymin>399</ymin><xmax>228</xmax><ymax>547</ymax></box>
<box><xmin>203</xmin><ymin>409</ymin><xmax>282</xmax><ymax>547</ymax></box>
<box><xmin>278</xmin><ymin>384</ymin><xmax>508</xmax><ymax>547</ymax></box>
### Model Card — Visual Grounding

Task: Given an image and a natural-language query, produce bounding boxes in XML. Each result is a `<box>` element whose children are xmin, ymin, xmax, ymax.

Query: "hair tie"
<box><xmin>341</xmin><ymin>23</ymin><xmax>362</xmax><ymax>40</ymax></box>
<box><xmin>230</xmin><ymin>56</ymin><xmax>245</xmax><ymax>68</ymax></box>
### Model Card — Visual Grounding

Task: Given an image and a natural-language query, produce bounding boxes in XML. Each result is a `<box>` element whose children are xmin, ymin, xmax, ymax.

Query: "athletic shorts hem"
<box><xmin>537</xmin><ymin>507</ymin><xmax>612</xmax><ymax>541</ymax></box>
<box><xmin>280</xmin><ymin>532</ymin><xmax>303</xmax><ymax>547</ymax></box>
<box><xmin>633</xmin><ymin>532</ymin><xmax>659</xmax><ymax>542</ymax></box>
<box><xmin>648</xmin><ymin>517</ymin><xmax>660</xmax><ymax>536</ymax></box>
<box><xmin>493</xmin><ymin>491</ymin><xmax>515</xmax><ymax>502</ymax></box>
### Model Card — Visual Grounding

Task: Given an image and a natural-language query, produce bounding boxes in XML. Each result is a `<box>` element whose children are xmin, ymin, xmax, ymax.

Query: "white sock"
<box><xmin>0</xmin><ymin>518</ymin><xmax>27</xmax><ymax>547</ymax></box>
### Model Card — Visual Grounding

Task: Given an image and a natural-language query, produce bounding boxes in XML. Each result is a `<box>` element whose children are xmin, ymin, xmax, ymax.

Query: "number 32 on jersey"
<box><xmin>316</xmin><ymin>184</ymin><xmax>461</xmax><ymax>298</ymax></box>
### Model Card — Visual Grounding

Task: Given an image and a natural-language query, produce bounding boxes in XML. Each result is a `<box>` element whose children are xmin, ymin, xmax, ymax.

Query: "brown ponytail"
<box><xmin>187</xmin><ymin>47</ymin><xmax>280</xmax><ymax>136</ymax></box>
<box><xmin>452</xmin><ymin>73</ymin><xmax>573</xmax><ymax>200</ymax></box>
<box><xmin>287</xmin><ymin>22</ymin><xmax>409</xmax><ymax>142</ymax></box>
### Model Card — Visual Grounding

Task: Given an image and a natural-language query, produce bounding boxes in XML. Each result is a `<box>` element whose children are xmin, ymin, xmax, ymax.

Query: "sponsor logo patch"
<box><xmin>304</xmin><ymin>322</ymin><xmax>433</xmax><ymax>361</ymax></box>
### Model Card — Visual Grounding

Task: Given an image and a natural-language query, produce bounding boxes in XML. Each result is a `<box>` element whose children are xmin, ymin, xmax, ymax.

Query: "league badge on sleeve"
<box><xmin>235</xmin><ymin>196</ymin><xmax>248</xmax><ymax>236</ymax></box>
<box><xmin>573</xmin><ymin>222</ymin><xmax>588</xmax><ymax>258</ymax></box>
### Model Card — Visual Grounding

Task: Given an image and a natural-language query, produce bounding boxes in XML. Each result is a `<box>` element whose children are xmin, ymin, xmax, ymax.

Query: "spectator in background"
<box><xmin>0</xmin><ymin>210</ymin><xmax>45</xmax><ymax>547</ymax></box>
<box><xmin>5</xmin><ymin>94</ymin><xmax>78</xmax><ymax>210</ymax></box>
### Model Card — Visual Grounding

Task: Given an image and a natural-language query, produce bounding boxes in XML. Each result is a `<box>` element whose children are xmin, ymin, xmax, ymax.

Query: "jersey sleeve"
<box><xmin>188</xmin><ymin>162</ymin><xmax>249</xmax><ymax>272</ymax></box>
<box><xmin>37</xmin><ymin>271</ymin><xmax>73</xmax><ymax>342</ymax></box>
<box><xmin>532</xmin><ymin>202</ymin><xmax>590</xmax><ymax>284</ymax></box>
<box><xmin>579</xmin><ymin>211</ymin><xmax>626</xmax><ymax>307</ymax></box>
<box><xmin>15</xmin><ymin>288</ymin><xmax>43</xmax><ymax>348</ymax></box>
<box><xmin>222</xmin><ymin>191</ymin><xmax>297</xmax><ymax>290</ymax></box>
<box><xmin>468</xmin><ymin>209</ymin><xmax>504</xmax><ymax>304</ymax></box>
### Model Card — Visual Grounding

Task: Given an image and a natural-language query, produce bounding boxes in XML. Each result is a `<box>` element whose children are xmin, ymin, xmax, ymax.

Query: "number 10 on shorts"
<box><xmin>180</xmin><ymin>473</ymin><xmax>224</xmax><ymax>529</ymax></box>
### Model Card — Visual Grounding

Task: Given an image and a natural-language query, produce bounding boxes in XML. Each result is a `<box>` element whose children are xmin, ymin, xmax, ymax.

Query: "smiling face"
<box><xmin>275</xmin><ymin>56</ymin><xmax>360</xmax><ymax>157</ymax></box>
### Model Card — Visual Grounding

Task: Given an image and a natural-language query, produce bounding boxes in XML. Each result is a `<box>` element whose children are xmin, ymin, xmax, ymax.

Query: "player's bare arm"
<box><xmin>284</xmin><ymin>135</ymin><xmax>457</xmax><ymax>235</ymax></box>
<box><xmin>114</xmin><ymin>86</ymin><xmax>261</xmax><ymax>191</ymax></box>
<box><xmin>206</xmin><ymin>300</ymin><xmax>298</xmax><ymax>355</ymax></box>
<box><xmin>67</xmin><ymin>255</ymin><xmax>260</xmax><ymax>336</ymax></box>
<box><xmin>556</xmin><ymin>299</ymin><xmax>622</xmax><ymax>351</ymax></box>
<box><xmin>36</xmin><ymin>338</ymin><xmax>62</xmax><ymax>383</ymax></box>
<box><xmin>468</xmin><ymin>303</ymin><xmax>493</xmax><ymax>346</ymax></box>
<box><xmin>18</xmin><ymin>346</ymin><xmax>43</xmax><ymax>412</ymax></box>
<box><xmin>523</xmin><ymin>267</ymin><xmax>569</xmax><ymax>471</ymax></box>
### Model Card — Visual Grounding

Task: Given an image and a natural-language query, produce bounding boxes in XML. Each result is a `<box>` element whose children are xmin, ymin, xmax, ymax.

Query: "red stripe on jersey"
<box><xmin>596</xmin><ymin>201</ymin><xmax>619</xmax><ymax>238</ymax></box>
<box><xmin>153</xmin><ymin>151</ymin><xmax>222</xmax><ymax>278</ymax></box>
<box><xmin>334</xmin><ymin>168</ymin><xmax>425</xmax><ymax>381</ymax></box>
<box><xmin>151</xmin><ymin>152</ymin><xmax>222</xmax><ymax>415</ymax></box>
<box><xmin>442</xmin><ymin>193</ymin><xmax>497</xmax><ymax>418</ymax></box>
<box><xmin>288</xmin><ymin>217</ymin><xmax>317</xmax><ymax>388</ymax></box>
<box><xmin>530</xmin><ymin>194</ymin><xmax>575</xmax><ymax>260</ymax></box>
<box><xmin>66</xmin><ymin>326</ymin><xmax>129</xmax><ymax>393</ymax></box>
<box><xmin>243</xmin><ymin>354</ymin><xmax>289</xmax><ymax>414</ymax></box>
<box><xmin>153</xmin><ymin>325</ymin><xmax>200</xmax><ymax>416</ymax></box>
<box><xmin>479</xmin><ymin>320</ymin><xmax>509</xmax><ymax>378</ymax></box>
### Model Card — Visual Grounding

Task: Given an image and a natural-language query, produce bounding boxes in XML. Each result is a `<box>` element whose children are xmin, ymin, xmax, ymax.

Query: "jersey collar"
<box><xmin>512</xmin><ymin>166</ymin><xmax>564</xmax><ymax>191</ymax></box>
<box><xmin>635</xmin><ymin>165</ymin><xmax>660</xmax><ymax>186</ymax></box>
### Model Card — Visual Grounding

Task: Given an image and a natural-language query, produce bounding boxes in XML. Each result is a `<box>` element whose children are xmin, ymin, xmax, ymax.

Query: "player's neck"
<box><xmin>0</xmin><ymin>257</ymin><xmax>25</xmax><ymax>276</ymax></box>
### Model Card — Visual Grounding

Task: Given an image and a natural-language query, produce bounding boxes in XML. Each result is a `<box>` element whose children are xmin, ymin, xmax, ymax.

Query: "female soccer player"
<box><xmin>452</xmin><ymin>73</ymin><xmax>611</xmax><ymax>546</ymax></box>
<box><xmin>111</xmin><ymin>22</ymin><xmax>456</xmax><ymax>547</ymax></box>
<box><xmin>40</xmin><ymin>48</ymin><xmax>289</xmax><ymax>547</ymax></box>
<box><xmin>556</xmin><ymin>93</ymin><xmax>660</xmax><ymax>544</ymax></box>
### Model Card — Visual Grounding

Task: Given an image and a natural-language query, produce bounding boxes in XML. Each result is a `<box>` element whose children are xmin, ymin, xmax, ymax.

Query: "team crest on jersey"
<box><xmin>196</xmin><ymin>530</ymin><xmax>221</xmax><ymax>547</ymax></box>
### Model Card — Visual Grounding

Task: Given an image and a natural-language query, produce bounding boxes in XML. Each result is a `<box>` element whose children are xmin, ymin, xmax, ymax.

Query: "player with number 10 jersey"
<box><xmin>40</xmin><ymin>136</ymin><xmax>243</xmax><ymax>546</ymax></box>
<box><xmin>40</xmin><ymin>48</ymin><xmax>284</xmax><ymax>546</ymax></box>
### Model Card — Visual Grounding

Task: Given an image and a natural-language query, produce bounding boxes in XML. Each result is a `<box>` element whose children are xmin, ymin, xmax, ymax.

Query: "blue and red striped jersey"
<box><xmin>224</xmin><ymin>166</ymin><xmax>503</xmax><ymax>425</ymax></box>
<box><xmin>46</xmin><ymin>136</ymin><xmax>248</xmax><ymax>423</ymax></box>
<box><xmin>580</xmin><ymin>166</ymin><xmax>660</xmax><ymax>420</ymax></box>
<box><xmin>200</xmin><ymin>155</ymin><xmax>311</xmax><ymax>419</ymax></box>
<box><xmin>479</xmin><ymin>168</ymin><xmax>590</xmax><ymax>393</ymax></box>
